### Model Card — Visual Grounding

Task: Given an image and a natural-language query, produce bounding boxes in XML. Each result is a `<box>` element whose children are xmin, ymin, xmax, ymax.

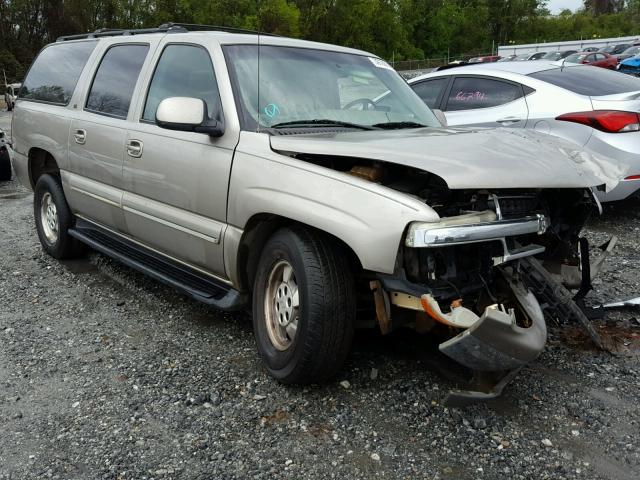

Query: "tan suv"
<box><xmin>11</xmin><ymin>24</ymin><xmax>624</xmax><ymax>404</ymax></box>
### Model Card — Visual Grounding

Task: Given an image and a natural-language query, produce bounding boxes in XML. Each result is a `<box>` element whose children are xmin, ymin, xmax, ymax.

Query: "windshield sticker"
<box><xmin>369</xmin><ymin>57</ymin><xmax>394</xmax><ymax>71</ymax></box>
<box><xmin>263</xmin><ymin>103</ymin><xmax>280</xmax><ymax>119</ymax></box>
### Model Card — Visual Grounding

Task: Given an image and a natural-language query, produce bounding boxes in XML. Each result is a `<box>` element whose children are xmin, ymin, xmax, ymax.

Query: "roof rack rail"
<box><xmin>56</xmin><ymin>22</ymin><xmax>277</xmax><ymax>42</ymax></box>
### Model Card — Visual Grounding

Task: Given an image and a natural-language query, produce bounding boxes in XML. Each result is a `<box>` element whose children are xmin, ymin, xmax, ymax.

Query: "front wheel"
<box><xmin>252</xmin><ymin>227</ymin><xmax>355</xmax><ymax>384</ymax></box>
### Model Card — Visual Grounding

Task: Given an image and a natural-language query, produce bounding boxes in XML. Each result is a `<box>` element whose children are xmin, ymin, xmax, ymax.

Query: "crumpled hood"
<box><xmin>270</xmin><ymin>127</ymin><xmax>626</xmax><ymax>191</ymax></box>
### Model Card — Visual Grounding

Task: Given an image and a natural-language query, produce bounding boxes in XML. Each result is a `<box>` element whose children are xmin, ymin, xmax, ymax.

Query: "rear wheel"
<box><xmin>0</xmin><ymin>148</ymin><xmax>10</xmax><ymax>181</ymax></box>
<box><xmin>34</xmin><ymin>174</ymin><xmax>85</xmax><ymax>259</ymax></box>
<box><xmin>252</xmin><ymin>226</ymin><xmax>355</xmax><ymax>384</ymax></box>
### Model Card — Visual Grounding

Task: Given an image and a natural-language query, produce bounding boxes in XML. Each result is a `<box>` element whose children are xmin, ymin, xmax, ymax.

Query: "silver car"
<box><xmin>10</xmin><ymin>25</ymin><xmax>625</xmax><ymax>403</ymax></box>
<box><xmin>408</xmin><ymin>61</ymin><xmax>640</xmax><ymax>201</ymax></box>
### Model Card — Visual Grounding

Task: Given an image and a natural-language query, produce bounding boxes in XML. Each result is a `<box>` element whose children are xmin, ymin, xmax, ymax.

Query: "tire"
<box><xmin>0</xmin><ymin>148</ymin><xmax>10</xmax><ymax>181</ymax></box>
<box><xmin>252</xmin><ymin>226</ymin><xmax>355</xmax><ymax>384</ymax></box>
<box><xmin>34</xmin><ymin>174</ymin><xmax>85</xmax><ymax>259</ymax></box>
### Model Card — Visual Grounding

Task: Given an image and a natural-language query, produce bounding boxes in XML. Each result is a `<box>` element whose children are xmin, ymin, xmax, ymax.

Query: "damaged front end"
<box><xmin>371</xmin><ymin>187</ymin><xmax>603</xmax><ymax>405</ymax></box>
<box><xmin>270</xmin><ymin>130</ymin><xmax>623</xmax><ymax>403</ymax></box>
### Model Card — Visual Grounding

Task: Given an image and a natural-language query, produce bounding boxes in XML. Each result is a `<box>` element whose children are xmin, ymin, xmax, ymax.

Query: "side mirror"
<box><xmin>156</xmin><ymin>97</ymin><xmax>224</xmax><ymax>137</ymax></box>
<box><xmin>433</xmin><ymin>109</ymin><xmax>448</xmax><ymax>127</ymax></box>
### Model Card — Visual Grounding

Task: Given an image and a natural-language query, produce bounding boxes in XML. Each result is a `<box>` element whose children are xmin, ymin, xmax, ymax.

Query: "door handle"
<box><xmin>126</xmin><ymin>139</ymin><xmax>143</xmax><ymax>158</ymax></box>
<box><xmin>74</xmin><ymin>129</ymin><xmax>86</xmax><ymax>145</ymax></box>
<box><xmin>496</xmin><ymin>117</ymin><xmax>522</xmax><ymax>125</ymax></box>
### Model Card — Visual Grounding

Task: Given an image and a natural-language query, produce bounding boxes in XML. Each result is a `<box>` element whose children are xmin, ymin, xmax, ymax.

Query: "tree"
<box><xmin>583</xmin><ymin>0</ymin><xmax>624</xmax><ymax>14</ymax></box>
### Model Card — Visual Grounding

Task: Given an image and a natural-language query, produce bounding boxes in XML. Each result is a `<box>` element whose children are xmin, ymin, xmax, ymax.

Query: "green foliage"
<box><xmin>1</xmin><ymin>0</ymin><xmax>640</xmax><ymax>80</ymax></box>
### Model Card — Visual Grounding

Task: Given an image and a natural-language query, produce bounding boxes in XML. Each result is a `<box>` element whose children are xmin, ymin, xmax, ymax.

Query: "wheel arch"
<box><xmin>28</xmin><ymin>147</ymin><xmax>60</xmax><ymax>189</ymax></box>
<box><xmin>235</xmin><ymin>213</ymin><xmax>364</xmax><ymax>293</ymax></box>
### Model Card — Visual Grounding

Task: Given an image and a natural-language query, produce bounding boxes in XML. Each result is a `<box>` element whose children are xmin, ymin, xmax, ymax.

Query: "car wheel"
<box><xmin>0</xmin><ymin>148</ymin><xmax>10</xmax><ymax>181</ymax></box>
<box><xmin>34</xmin><ymin>174</ymin><xmax>85</xmax><ymax>259</ymax></box>
<box><xmin>252</xmin><ymin>226</ymin><xmax>355</xmax><ymax>384</ymax></box>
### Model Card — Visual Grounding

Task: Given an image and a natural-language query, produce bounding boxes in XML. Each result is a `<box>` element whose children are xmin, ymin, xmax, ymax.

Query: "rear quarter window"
<box><xmin>529</xmin><ymin>67</ymin><xmax>640</xmax><ymax>96</ymax></box>
<box><xmin>20</xmin><ymin>41</ymin><xmax>97</xmax><ymax>105</ymax></box>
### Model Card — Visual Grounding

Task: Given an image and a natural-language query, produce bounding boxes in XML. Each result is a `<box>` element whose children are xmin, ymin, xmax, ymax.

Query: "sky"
<box><xmin>547</xmin><ymin>0</ymin><xmax>584</xmax><ymax>14</ymax></box>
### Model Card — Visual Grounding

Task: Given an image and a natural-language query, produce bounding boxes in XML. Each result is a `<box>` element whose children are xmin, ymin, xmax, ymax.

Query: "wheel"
<box><xmin>252</xmin><ymin>226</ymin><xmax>355</xmax><ymax>384</ymax></box>
<box><xmin>34</xmin><ymin>174</ymin><xmax>85</xmax><ymax>259</ymax></box>
<box><xmin>0</xmin><ymin>148</ymin><xmax>10</xmax><ymax>181</ymax></box>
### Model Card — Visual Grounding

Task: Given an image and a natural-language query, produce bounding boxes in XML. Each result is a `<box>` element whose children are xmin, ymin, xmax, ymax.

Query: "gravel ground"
<box><xmin>1</xmin><ymin>110</ymin><xmax>640</xmax><ymax>480</ymax></box>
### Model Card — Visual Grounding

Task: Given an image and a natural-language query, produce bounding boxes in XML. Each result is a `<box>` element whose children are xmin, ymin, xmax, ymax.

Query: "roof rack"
<box><xmin>56</xmin><ymin>22</ymin><xmax>277</xmax><ymax>42</ymax></box>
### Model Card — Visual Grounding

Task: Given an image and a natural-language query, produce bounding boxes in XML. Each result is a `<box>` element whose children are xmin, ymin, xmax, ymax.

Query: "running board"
<box><xmin>69</xmin><ymin>220</ymin><xmax>247</xmax><ymax>311</ymax></box>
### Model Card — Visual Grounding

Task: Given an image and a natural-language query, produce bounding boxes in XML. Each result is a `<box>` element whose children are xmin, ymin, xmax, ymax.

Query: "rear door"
<box><xmin>121</xmin><ymin>39</ymin><xmax>238</xmax><ymax>278</ymax></box>
<box><xmin>441</xmin><ymin>75</ymin><xmax>529</xmax><ymax>128</ymax></box>
<box><xmin>593</xmin><ymin>53</ymin><xmax>608</xmax><ymax>68</ymax></box>
<box><xmin>67</xmin><ymin>42</ymin><xmax>151</xmax><ymax>232</ymax></box>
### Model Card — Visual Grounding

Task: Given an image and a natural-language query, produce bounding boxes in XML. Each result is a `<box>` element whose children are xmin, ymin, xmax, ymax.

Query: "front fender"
<box><xmin>227</xmin><ymin>132</ymin><xmax>440</xmax><ymax>274</ymax></box>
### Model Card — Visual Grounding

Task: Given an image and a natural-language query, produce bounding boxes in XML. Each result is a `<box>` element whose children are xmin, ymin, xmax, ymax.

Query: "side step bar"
<box><xmin>69</xmin><ymin>219</ymin><xmax>247</xmax><ymax>311</ymax></box>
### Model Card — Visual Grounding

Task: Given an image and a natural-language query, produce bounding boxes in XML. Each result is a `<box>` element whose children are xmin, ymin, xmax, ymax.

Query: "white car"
<box><xmin>408</xmin><ymin>61</ymin><xmax>640</xmax><ymax>202</ymax></box>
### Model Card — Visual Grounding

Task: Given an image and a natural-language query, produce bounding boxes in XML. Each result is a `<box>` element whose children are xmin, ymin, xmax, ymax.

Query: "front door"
<box><xmin>121</xmin><ymin>42</ymin><xmax>236</xmax><ymax>278</ymax></box>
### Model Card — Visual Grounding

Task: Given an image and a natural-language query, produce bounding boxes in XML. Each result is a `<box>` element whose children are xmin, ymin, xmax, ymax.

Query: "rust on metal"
<box><xmin>349</xmin><ymin>165</ymin><xmax>385</xmax><ymax>182</ymax></box>
<box><xmin>370</xmin><ymin>280</ymin><xmax>392</xmax><ymax>334</ymax></box>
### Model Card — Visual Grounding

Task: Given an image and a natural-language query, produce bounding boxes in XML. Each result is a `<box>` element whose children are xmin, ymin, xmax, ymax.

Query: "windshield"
<box><xmin>223</xmin><ymin>44</ymin><xmax>439</xmax><ymax>131</ymax></box>
<box><xmin>565</xmin><ymin>53</ymin><xmax>587</xmax><ymax>63</ymax></box>
<box><xmin>599</xmin><ymin>46</ymin><xmax>615</xmax><ymax>53</ymax></box>
<box><xmin>542</xmin><ymin>52</ymin><xmax>561</xmax><ymax>60</ymax></box>
<box><xmin>513</xmin><ymin>53</ymin><xmax>530</xmax><ymax>61</ymax></box>
<box><xmin>622</xmin><ymin>46</ymin><xmax>640</xmax><ymax>56</ymax></box>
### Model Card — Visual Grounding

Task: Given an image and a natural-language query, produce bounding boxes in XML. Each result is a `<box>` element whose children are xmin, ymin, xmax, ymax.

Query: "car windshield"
<box><xmin>223</xmin><ymin>44</ymin><xmax>439</xmax><ymax>131</ymax></box>
<box><xmin>542</xmin><ymin>52</ymin><xmax>562</xmax><ymax>60</ymax></box>
<box><xmin>622</xmin><ymin>46</ymin><xmax>640</xmax><ymax>56</ymax></box>
<box><xmin>565</xmin><ymin>53</ymin><xmax>588</xmax><ymax>63</ymax></box>
<box><xmin>513</xmin><ymin>53</ymin><xmax>530</xmax><ymax>61</ymax></box>
<box><xmin>599</xmin><ymin>46</ymin><xmax>615</xmax><ymax>53</ymax></box>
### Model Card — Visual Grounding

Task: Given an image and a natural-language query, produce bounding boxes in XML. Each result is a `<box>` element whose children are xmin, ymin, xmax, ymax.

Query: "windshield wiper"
<box><xmin>270</xmin><ymin>119</ymin><xmax>376</xmax><ymax>131</ymax></box>
<box><xmin>371</xmin><ymin>121</ymin><xmax>427</xmax><ymax>130</ymax></box>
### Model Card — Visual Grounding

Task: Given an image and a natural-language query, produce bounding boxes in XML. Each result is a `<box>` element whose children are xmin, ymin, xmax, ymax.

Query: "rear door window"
<box><xmin>20</xmin><ymin>41</ymin><xmax>97</xmax><ymax>105</ymax></box>
<box><xmin>86</xmin><ymin>44</ymin><xmax>149</xmax><ymax>118</ymax></box>
<box><xmin>529</xmin><ymin>67</ymin><xmax>640</xmax><ymax>96</ymax></box>
<box><xmin>411</xmin><ymin>78</ymin><xmax>448</xmax><ymax>108</ymax></box>
<box><xmin>445</xmin><ymin>77</ymin><xmax>523</xmax><ymax>111</ymax></box>
<box><xmin>143</xmin><ymin>44</ymin><xmax>222</xmax><ymax>122</ymax></box>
